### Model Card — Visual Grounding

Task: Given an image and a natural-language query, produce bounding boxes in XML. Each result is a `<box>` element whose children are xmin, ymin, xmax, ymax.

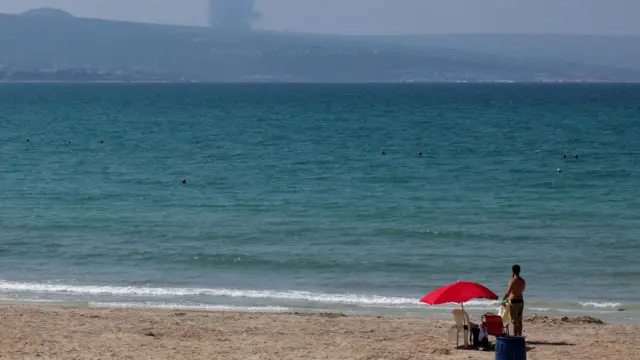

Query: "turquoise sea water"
<box><xmin>0</xmin><ymin>83</ymin><xmax>639</xmax><ymax>323</ymax></box>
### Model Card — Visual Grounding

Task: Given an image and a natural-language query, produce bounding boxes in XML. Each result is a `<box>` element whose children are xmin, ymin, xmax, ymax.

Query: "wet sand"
<box><xmin>0</xmin><ymin>306</ymin><xmax>637</xmax><ymax>359</ymax></box>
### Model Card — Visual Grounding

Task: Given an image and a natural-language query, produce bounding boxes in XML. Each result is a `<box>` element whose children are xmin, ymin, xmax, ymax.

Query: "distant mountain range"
<box><xmin>0</xmin><ymin>8</ymin><xmax>639</xmax><ymax>82</ymax></box>
<box><xmin>358</xmin><ymin>34</ymin><xmax>640</xmax><ymax>73</ymax></box>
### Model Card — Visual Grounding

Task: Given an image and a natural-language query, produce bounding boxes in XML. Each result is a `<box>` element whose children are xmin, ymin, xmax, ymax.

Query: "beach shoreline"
<box><xmin>0</xmin><ymin>294</ymin><xmax>637</xmax><ymax>325</ymax></box>
<box><xmin>1</xmin><ymin>305</ymin><xmax>638</xmax><ymax>360</ymax></box>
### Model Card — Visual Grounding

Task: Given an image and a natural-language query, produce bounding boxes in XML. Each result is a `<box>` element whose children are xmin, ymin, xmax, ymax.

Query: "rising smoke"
<box><xmin>208</xmin><ymin>0</ymin><xmax>260</xmax><ymax>31</ymax></box>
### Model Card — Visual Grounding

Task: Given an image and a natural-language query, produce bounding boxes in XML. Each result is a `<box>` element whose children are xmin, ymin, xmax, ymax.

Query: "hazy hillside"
<box><xmin>0</xmin><ymin>10</ymin><xmax>639</xmax><ymax>82</ymax></box>
<box><xmin>362</xmin><ymin>34</ymin><xmax>640</xmax><ymax>73</ymax></box>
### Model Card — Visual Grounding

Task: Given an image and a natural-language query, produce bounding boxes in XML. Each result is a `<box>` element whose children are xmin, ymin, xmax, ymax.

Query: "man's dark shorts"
<box><xmin>510</xmin><ymin>300</ymin><xmax>524</xmax><ymax>324</ymax></box>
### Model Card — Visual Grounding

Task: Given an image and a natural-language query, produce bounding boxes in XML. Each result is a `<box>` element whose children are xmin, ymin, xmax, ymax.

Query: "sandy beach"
<box><xmin>0</xmin><ymin>306</ymin><xmax>637</xmax><ymax>360</ymax></box>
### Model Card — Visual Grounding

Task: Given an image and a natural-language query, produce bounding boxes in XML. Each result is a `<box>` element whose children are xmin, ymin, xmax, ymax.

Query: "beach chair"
<box><xmin>451</xmin><ymin>309</ymin><xmax>471</xmax><ymax>348</ymax></box>
<box><xmin>482</xmin><ymin>313</ymin><xmax>507</xmax><ymax>337</ymax></box>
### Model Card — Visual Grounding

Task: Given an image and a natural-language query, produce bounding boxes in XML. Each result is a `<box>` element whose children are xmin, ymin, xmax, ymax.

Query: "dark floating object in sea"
<box><xmin>381</xmin><ymin>151</ymin><xmax>386</xmax><ymax>156</ymax></box>
<box><xmin>574</xmin><ymin>154</ymin><xmax>579</xmax><ymax>159</ymax></box>
<box><xmin>562</xmin><ymin>153</ymin><xmax>567</xmax><ymax>159</ymax></box>
<box><xmin>418</xmin><ymin>152</ymin><xmax>423</xmax><ymax>156</ymax></box>
<box><xmin>99</xmin><ymin>140</ymin><xmax>104</xmax><ymax>144</ymax></box>
<box><xmin>181</xmin><ymin>178</ymin><xmax>187</xmax><ymax>184</ymax></box>
<box><xmin>26</xmin><ymin>138</ymin><xmax>30</xmax><ymax>142</ymax></box>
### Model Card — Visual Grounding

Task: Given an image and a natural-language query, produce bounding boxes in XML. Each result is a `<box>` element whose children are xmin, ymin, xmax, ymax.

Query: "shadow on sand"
<box><xmin>527</xmin><ymin>340</ymin><xmax>574</xmax><ymax>346</ymax></box>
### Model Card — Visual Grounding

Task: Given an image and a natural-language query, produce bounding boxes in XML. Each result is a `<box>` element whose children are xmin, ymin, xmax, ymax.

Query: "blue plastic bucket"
<box><xmin>495</xmin><ymin>336</ymin><xmax>526</xmax><ymax>360</ymax></box>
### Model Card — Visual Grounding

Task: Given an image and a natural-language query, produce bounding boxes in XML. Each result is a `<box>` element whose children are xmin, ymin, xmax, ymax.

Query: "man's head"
<box><xmin>512</xmin><ymin>264</ymin><xmax>521</xmax><ymax>277</ymax></box>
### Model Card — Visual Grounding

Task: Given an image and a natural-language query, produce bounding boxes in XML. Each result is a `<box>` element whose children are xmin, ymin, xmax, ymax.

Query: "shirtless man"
<box><xmin>503</xmin><ymin>264</ymin><xmax>526</xmax><ymax>336</ymax></box>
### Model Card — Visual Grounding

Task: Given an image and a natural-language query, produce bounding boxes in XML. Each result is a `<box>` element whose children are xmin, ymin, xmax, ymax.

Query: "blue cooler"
<box><xmin>495</xmin><ymin>336</ymin><xmax>526</xmax><ymax>360</ymax></box>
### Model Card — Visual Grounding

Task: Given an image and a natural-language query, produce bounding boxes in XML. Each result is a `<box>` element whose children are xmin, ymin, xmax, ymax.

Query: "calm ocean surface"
<box><xmin>0</xmin><ymin>83</ymin><xmax>639</xmax><ymax>323</ymax></box>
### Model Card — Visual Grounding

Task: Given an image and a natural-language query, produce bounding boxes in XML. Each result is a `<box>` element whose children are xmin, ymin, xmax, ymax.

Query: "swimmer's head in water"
<box><xmin>381</xmin><ymin>151</ymin><xmax>386</xmax><ymax>156</ymax></box>
<box><xmin>512</xmin><ymin>264</ymin><xmax>521</xmax><ymax>277</ymax></box>
<box><xmin>418</xmin><ymin>152</ymin><xmax>422</xmax><ymax>156</ymax></box>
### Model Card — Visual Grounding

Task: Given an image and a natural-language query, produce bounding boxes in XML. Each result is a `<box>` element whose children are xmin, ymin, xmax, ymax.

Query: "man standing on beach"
<box><xmin>503</xmin><ymin>265</ymin><xmax>526</xmax><ymax>336</ymax></box>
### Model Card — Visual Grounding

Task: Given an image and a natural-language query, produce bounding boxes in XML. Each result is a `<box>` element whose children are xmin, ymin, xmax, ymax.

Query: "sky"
<box><xmin>1</xmin><ymin>0</ymin><xmax>639</xmax><ymax>35</ymax></box>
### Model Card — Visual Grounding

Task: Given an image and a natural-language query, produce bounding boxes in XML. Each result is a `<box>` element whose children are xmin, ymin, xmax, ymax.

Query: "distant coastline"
<box><xmin>0</xmin><ymin>80</ymin><xmax>176</xmax><ymax>84</ymax></box>
<box><xmin>1</xmin><ymin>80</ymin><xmax>639</xmax><ymax>84</ymax></box>
<box><xmin>1</xmin><ymin>9</ymin><xmax>639</xmax><ymax>83</ymax></box>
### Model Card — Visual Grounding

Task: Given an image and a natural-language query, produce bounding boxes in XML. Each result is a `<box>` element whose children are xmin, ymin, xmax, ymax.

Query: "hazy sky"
<box><xmin>1</xmin><ymin>0</ymin><xmax>639</xmax><ymax>35</ymax></box>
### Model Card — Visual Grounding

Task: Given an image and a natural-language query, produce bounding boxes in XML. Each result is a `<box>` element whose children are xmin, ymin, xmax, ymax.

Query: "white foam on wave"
<box><xmin>463</xmin><ymin>299</ymin><xmax>498</xmax><ymax>306</ymax></box>
<box><xmin>0</xmin><ymin>280</ymin><xmax>419</xmax><ymax>306</ymax></box>
<box><xmin>0</xmin><ymin>297</ymin><xmax>90</xmax><ymax>306</ymax></box>
<box><xmin>93</xmin><ymin>302</ymin><xmax>291</xmax><ymax>312</ymax></box>
<box><xmin>579</xmin><ymin>301</ymin><xmax>622</xmax><ymax>309</ymax></box>
<box><xmin>2</xmin><ymin>281</ymin><xmax>625</xmax><ymax>312</ymax></box>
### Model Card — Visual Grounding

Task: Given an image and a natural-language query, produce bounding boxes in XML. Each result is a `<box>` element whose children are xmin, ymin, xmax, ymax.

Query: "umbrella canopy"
<box><xmin>420</xmin><ymin>281</ymin><xmax>498</xmax><ymax>305</ymax></box>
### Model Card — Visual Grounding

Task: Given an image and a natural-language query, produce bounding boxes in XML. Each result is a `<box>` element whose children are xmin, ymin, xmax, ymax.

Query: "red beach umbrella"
<box><xmin>420</xmin><ymin>281</ymin><xmax>498</xmax><ymax>310</ymax></box>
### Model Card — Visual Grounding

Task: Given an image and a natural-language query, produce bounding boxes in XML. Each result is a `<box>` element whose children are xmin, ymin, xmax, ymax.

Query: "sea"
<box><xmin>0</xmin><ymin>83</ymin><xmax>638</xmax><ymax>324</ymax></box>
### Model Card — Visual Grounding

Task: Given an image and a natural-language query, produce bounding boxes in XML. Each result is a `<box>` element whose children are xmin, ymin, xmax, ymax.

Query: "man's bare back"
<box><xmin>507</xmin><ymin>277</ymin><xmax>526</xmax><ymax>300</ymax></box>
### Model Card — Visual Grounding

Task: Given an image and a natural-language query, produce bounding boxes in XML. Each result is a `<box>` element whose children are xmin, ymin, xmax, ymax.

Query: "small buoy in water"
<box><xmin>418</xmin><ymin>152</ymin><xmax>423</xmax><ymax>156</ymax></box>
<box><xmin>99</xmin><ymin>140</ymin><xmax>104</xmax><ymax>144</ymax></box>
<box><xmin>574</xmin><ymin>154</ymin><xmax>579</xmax><ymax>159</ymax></box>
<box><xmin>181</xmin><ymin>178</ymin><xmax>187</xmax><ymax>184</ymax></box>
<box><xmin>26</xmin><ymin>138</ymin><xmax>30</xmax><ymax>143</ymax></box>
<box><xmin>557</xmin><ymin>168</ymin><xmax>563</xmax><ymax>173</ymax></box>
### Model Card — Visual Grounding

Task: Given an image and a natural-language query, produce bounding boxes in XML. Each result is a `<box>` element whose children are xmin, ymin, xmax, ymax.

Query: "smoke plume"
<box><xmin>209</xmin><ymin>0</ymin><xmax>260</xmax><ymax>31</ymax></box>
